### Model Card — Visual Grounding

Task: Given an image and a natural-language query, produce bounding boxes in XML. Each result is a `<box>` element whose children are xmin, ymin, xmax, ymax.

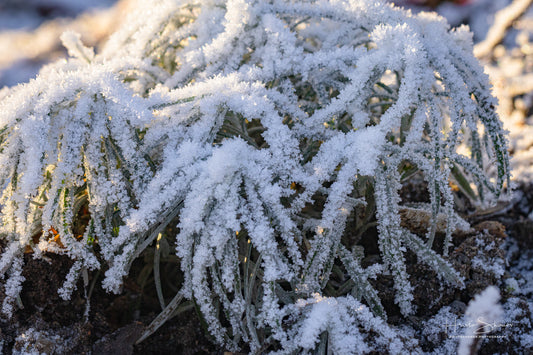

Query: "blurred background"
<box><xmin>0</xmin><ymin>0</ymin><xmax>123</xmax><ymax>86</ymax></box>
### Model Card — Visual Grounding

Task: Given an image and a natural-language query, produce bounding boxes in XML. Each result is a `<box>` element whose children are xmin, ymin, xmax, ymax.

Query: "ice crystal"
<box><xmin>0</xmin><ymin>0</ymin><xmax>509</xmax><ymax>351</ymax></box>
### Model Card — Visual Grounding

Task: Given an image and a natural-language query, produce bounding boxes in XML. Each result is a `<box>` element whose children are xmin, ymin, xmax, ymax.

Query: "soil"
<box><xmin>0</xmin><ymin>252</ymin><xmax>218</xmax><ymax>354</ymax></box>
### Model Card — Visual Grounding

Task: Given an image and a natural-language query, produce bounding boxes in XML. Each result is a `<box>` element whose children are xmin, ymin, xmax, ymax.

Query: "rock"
<box><xmin>92</xmin><ymin>322</ymin><xmax>144</xmax><ymax>355</ymax></box>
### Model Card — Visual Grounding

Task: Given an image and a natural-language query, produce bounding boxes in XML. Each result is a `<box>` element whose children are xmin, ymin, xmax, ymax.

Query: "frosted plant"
<box><xmin>0</xmin><ymin>0</ymin><xmax>509</xmax><ymax>352</ymax></box>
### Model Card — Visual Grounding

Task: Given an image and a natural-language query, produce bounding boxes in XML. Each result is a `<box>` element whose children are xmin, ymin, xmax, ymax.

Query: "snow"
<box><xmin>457</xmin><ymin>286</ymin><xmax>503</xmax><ymax>355</ymax></box>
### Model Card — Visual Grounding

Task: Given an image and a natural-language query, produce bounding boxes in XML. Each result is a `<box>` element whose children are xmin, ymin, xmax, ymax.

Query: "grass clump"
<box><xmin>0</xmin><ymin>0</ymin><xmax>509</xmax><ymax>353</ymax></box>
